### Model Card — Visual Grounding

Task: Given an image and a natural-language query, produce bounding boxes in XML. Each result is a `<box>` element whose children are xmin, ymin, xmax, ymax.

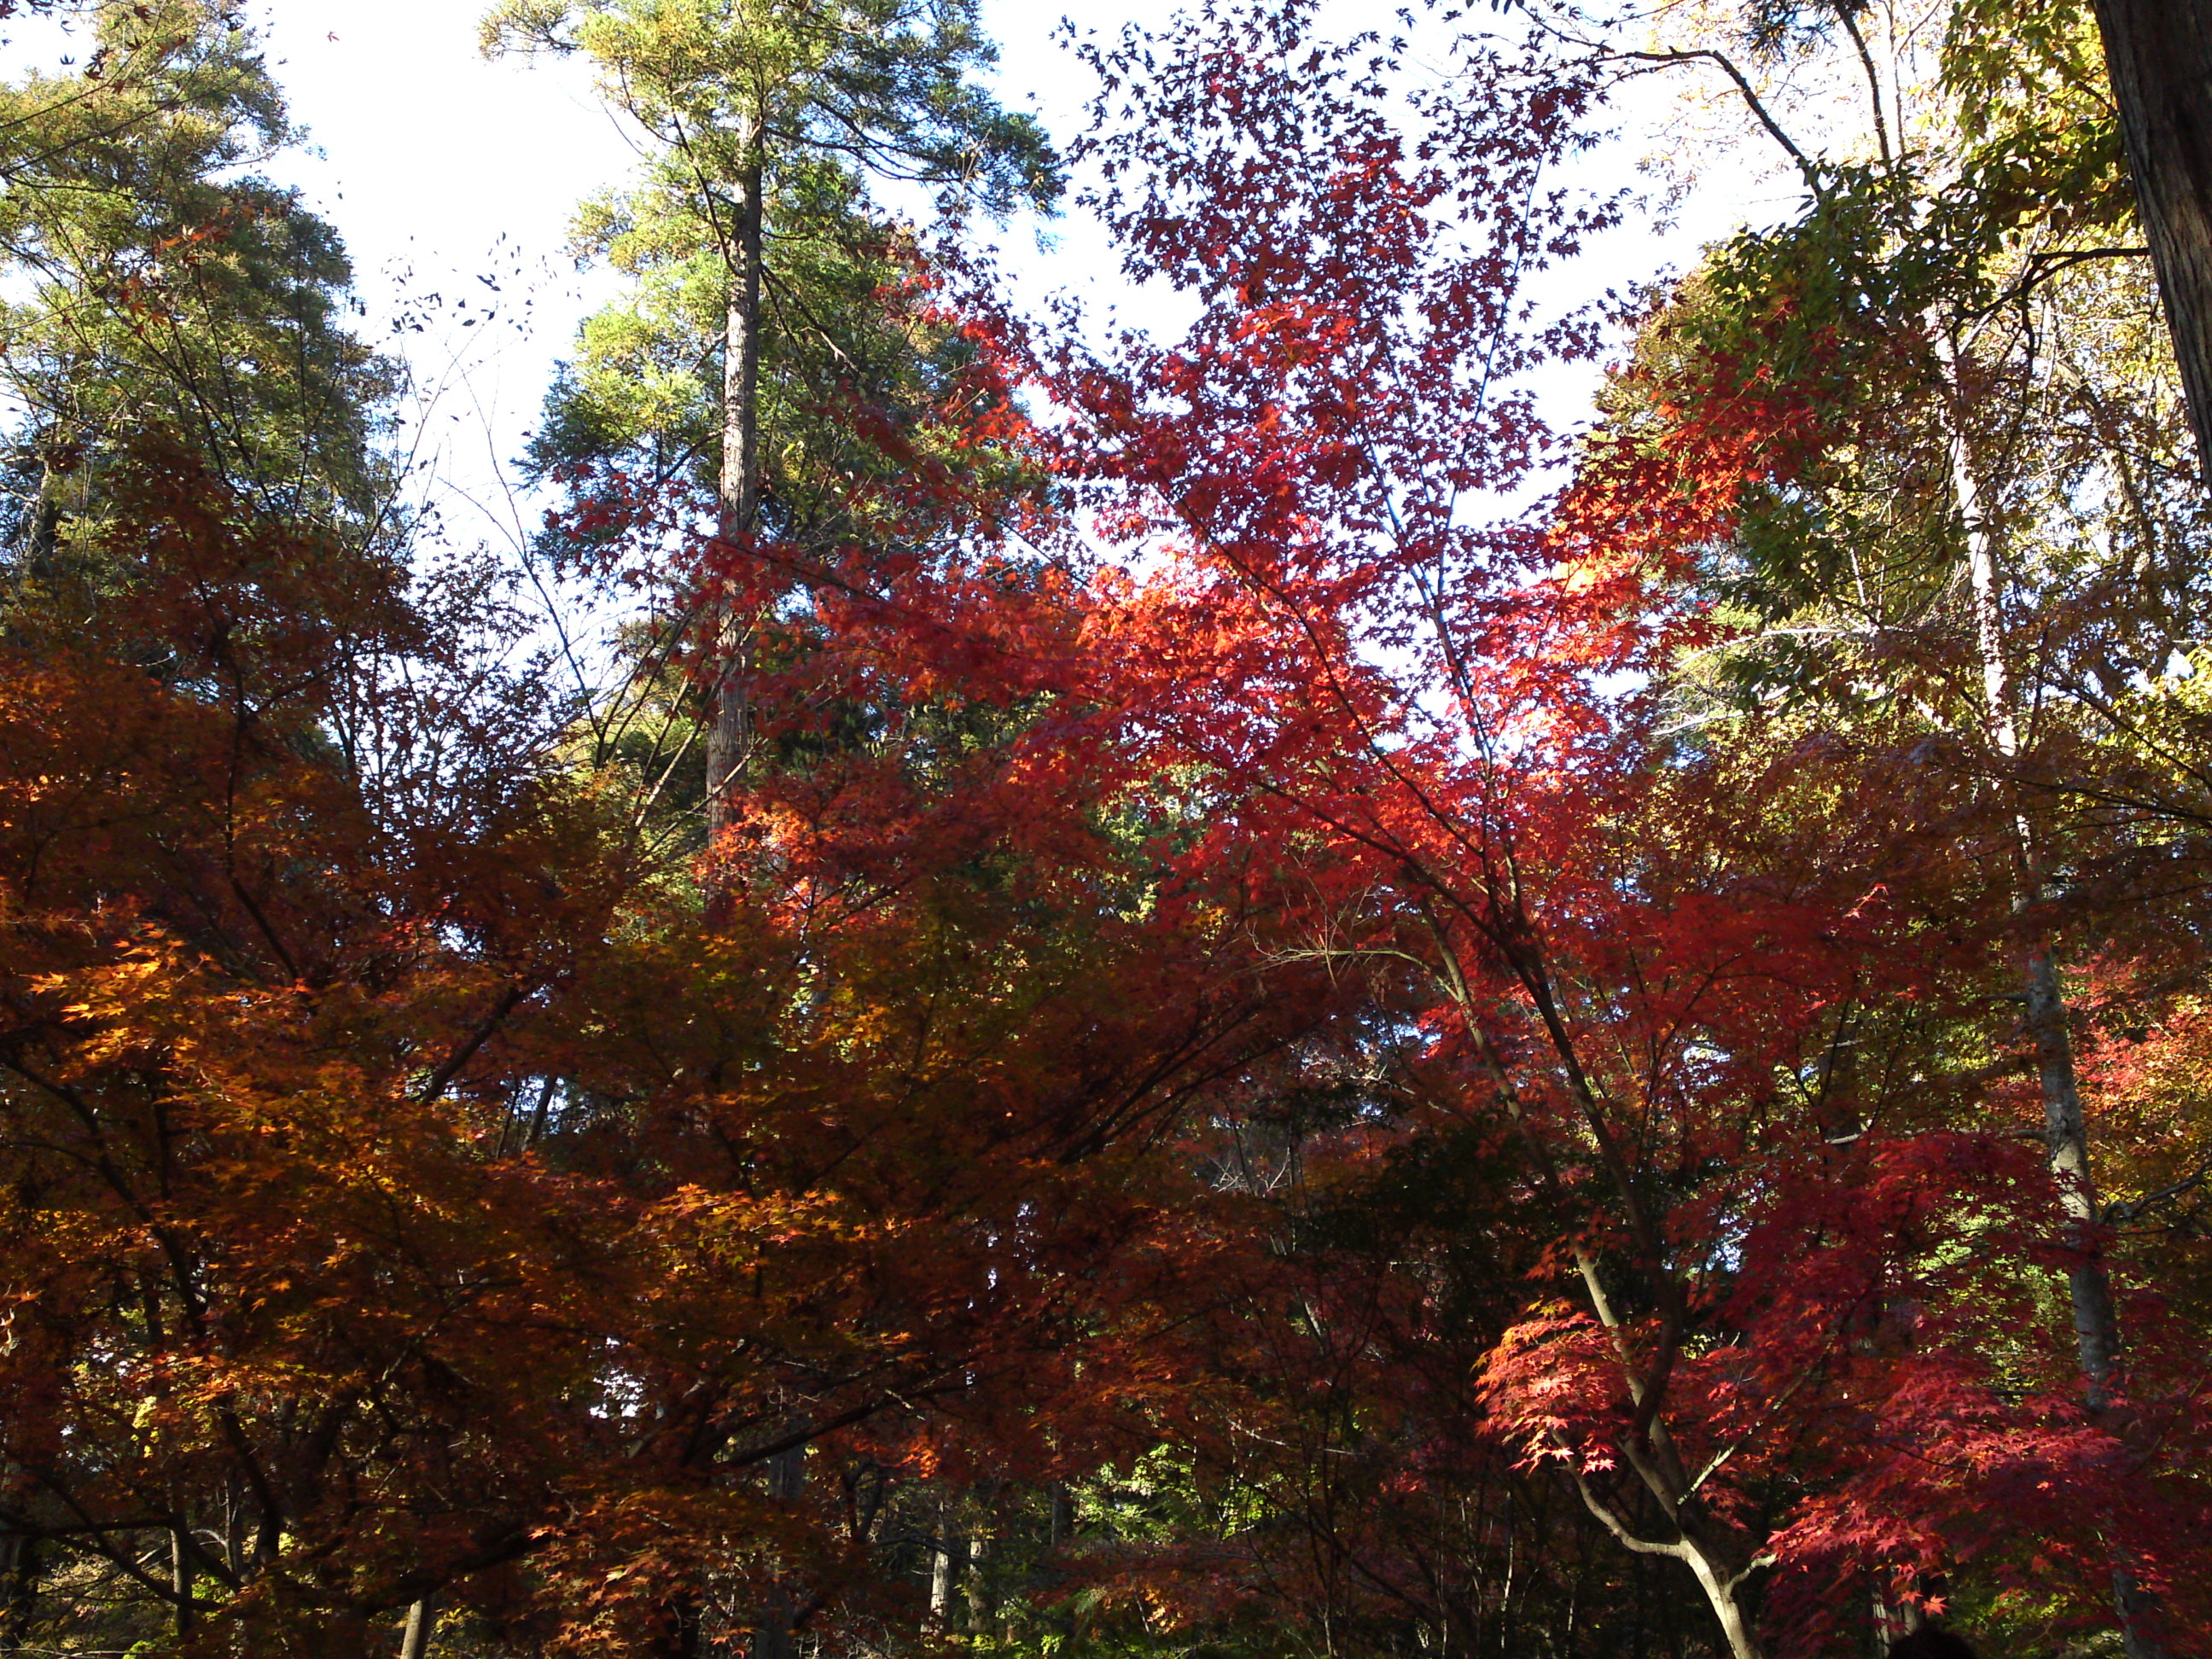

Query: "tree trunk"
<box><xmin>23</xmin><ymin>465</ymin><xmax>61</xmax><ymax>577</ymax></box>
<box><xmin>172</xmin><ymin>1525</ymin><xmax>195</xmax><ymax>1636</ymax></box>
<box><xmin>1678</xmin><ymin>1548</ymin><xmax>1763</xmax><ymax>1659</ymax></box>
<box><xmin>963</xmin><ymin>1525</ymin><xmax>993</xmax><ymax>1631</ymax></box>
<box><xmin>707</xmin><ymin>137</ymin><xmax>767</xmax><ymax>843</ymax></box>
<box><xmin>928</xmin><ymin>1493</ymin><xmax>962</xmax><ymax>1625</ymax></box>
<box><xmin>2023</xmin><ymin>947</ymin><xmax>2125</xmax><ymax>1400</ymax></box>
<box><xmin>1458</xmin><ymin>995</ymin><xmax>1768</xmax><ymax>1659</ymax></box>
<box><xmin>1944</xmin><ymin>337</ymin><xmax>2168</xmax><ymax>1659</ymax></box>
<box><xmin>752</xmin><ymin>1444</ymin><xmax>807</xmax><ymax>1659</ymax></box>
<box><xmin>2087</xmin><ymin>0</ymin><xmax>2212</xmax><ymax>485</ymax></box>
<box><xmin>1871</xmin><ymin>1576</ymin><xmax>1924</xmax><ymax>1656</ymax></box>
<box><xmin>400</xmin><ymin>1597</ymin><xmax>437</xmax><ymax>1659</ymax></box>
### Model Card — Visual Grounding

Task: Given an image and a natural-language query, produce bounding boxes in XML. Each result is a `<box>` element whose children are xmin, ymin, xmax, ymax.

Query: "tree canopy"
<box><xmin>1</xmin><ymin>1</ymin><xmax>2209</xmax><ymax>1657</ymax></box>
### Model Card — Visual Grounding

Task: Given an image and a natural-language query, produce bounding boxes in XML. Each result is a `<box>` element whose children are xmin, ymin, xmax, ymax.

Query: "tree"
<box><xmin>1571</xmin><ymin>2</ymin><xmax>2212</xmax><ymax>1646</ymax></box>
<box><xmin>482</xmin><ymin>0</ymin><xmax>1057</xmax><ymax>843</ymax></box>
<box><xmin>1012</xmin><ymin>3</ymin><xmax>2212</xmax><ymax>1653</ymax></box>
<box><xmin>11</xmin><ymin>1</ymin><xmax>2212</xmax><ymax>1655</ymax></box>
<box><xmin>0</xmin><ymin>13</ymin><xmax>1297</xmax><ymax>1650</ymax></box>
<box><xmin>0</xmin><ymin>258</ymin><xmax>1347</xmax><ymax>1658</ymax></box>
<box><xmin>2084</xmin><ymin>0</ymin><xmax>2212</xmax><ymax>485</ymax></box>
<box><xmin>0</xmin><ymin>0</ymin><xmax>399</xmax><ymax>579</ymax></box>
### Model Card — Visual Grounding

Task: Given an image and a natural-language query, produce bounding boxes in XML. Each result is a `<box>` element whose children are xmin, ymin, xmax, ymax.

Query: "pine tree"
<box><xmin>0</xmin><ymin>0</ymin><xmax>399</xmax><ymax>595</ymax></box>
<box><xmin>483</xmin><ymin>0</ymin><xmax>1057</xmax><ymax>843</ymax></box>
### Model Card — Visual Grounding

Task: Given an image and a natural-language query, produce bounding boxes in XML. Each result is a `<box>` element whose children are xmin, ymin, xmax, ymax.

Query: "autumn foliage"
<box><xmin>3</xmin><ymin>1</ymin><xmax>2211</xmax><ymax>1657</ymax></box>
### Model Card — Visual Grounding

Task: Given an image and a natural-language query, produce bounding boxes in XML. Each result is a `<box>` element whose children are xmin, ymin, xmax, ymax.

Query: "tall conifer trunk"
<box><xmin>2087</xmin><ymin>0</ymin><xmax>2212</xmax><ymax>486</ymax></box>
<box><xmin>707</xmin><ymin>136</ymin><xmax>766</xmax><ymax>842</ymax></box>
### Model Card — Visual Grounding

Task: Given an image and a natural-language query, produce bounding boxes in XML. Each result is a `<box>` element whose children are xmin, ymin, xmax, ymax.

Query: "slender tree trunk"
<box><xmin>1048</xmin><ymin>1482</ymin><xmax>1070</xmax><ymax>1551</ymax></box>
<box><xmin>1949</xmin><ymin>343</ymin><xmax>2131</xmax><ymax>1398</ymax></box>
<box><xmin>1496</xmin><ymin>1487</ymin><xmax>1513</xmax><ymax>1659</ymax></box>
<box><xmin>1456</xmin><ymin>993</ymin><xmax>1767</xmax><ymax>1659</ymax></box>
<box><xmin>2023</xmin><ymin>948</ymin><xmax>2126</xmax><ymax>1398</ymax></box>
<box><xmin>1943</xmin><ymin>340</ymin><xmax>2168</xmax><ymax>1659</ymax></box>
<box><xmin>24</xmin><ymin>492</ymin><xmax>60</xmax><ymax>576</ymax></box>
<box><xmin>707</xmin><ymin>137</ymin><xmax>767</xmax><ymax>843</ymax></box>
<box><xmin>1870</xmin><ymin>1576</ymin><xmax>1924</xmax><ymax>1656</ymax></box>
<box><xmin>2086</xmin><ymin>0</ymin><xmax>2212</xmax><ymax>485</ymax></box>
<box><xmin>928</xmin><ymin>1488</ymin><xmax>962</xmax><ymax>1626</ymax></box>
<box><xmin>963</xmin><ymin>1524</ymin><xmax>992</xmax><ymax>1632</ymax></box>
<box><xmin>400</xmin><ymin>1597</ymin><xmax>436</xmax><ymax>1659</ymax></box>
<box><xmin>172</xmin><ymin>1524</ymin><xmax>195</xmax><ymax>1636</ymax></box>
<box><xmin>223</xmin><ymin>1473</ymin><xmax>248</xmax><ymax>1581</ymax></box>
<box><xmin>1949</xmin><ymin>335</ymin><xmax>2093</xmax><ymax>1287</ymax></box>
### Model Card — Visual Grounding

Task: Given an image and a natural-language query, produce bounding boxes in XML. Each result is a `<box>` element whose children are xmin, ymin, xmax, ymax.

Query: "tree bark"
<box><xmin>751</xmin><ymin>1444</ymin><xmax>807</xmax><ymax>1659</ymax></box>
<box><xmin>963</xmin><ymin>1524</ymin><xmax>993</xmax><ymax>1631</ymax></box>
<box><xmin>172</xmin><ymin>1525</ymin><xmax>195</xmax><ymax>1636</ymax></box>
<box><xmin>928</xmin><ymin>1490</ymin><xmax>962</xmax><ymax>1625</ymax></box>
<box><xmin>1678</xmin><ymin>1548</ymin><xmax>1763</xmax><ymax>1659</ymax></box>
<box><xmin>2087</xmin><ymin>0</ymin><xmax>2212</xmax><ymax>485</ymax></box>
<box><xmin>1453</xmin><ymin>992</ymin><xmax>1768</xmax><ymax>1659</ymax></box>
<box><xmin>400</xmin><ymin>1597</ymin><xmax>436</xmax><ymax>1659</ymax></box>
<box><xmin>2023</xmin><ymin>947</ymin><xmax>2125</xmax><ymax>1400</ymax></box>
<box><xmin>707</xmin><ymin>137</ymin><xmax>767</xmax><ymax>843</ymax></box>
<box><xmin>23</xmin><ymin>463</ymin><xmax>61</xmax><ymax>577</ymax></box>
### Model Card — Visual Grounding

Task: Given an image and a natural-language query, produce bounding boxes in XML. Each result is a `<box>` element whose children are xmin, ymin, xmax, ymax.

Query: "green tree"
<box><xmin>481</xmin><ymin>0</ymin><xmax>1058</xmax><ymax>842</ymax></box>
<box><xmin>0</xmin><ymin>0</ymin><xmax>399</xmax><ymax>593</ymax></box>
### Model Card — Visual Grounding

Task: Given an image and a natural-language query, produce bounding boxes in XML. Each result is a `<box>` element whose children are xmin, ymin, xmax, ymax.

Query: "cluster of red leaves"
<box><xmin>8</xmin><ymin>6</ymin><xmax>2211</xmax><ymax>1659</ymax></box>
<box><xmin>974</xmin><ymin>3</ymin><xmax>2212</xmax><ymax>1655</ymax></box>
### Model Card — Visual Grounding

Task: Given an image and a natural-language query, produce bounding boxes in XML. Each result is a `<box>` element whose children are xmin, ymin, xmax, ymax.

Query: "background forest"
<box><xmin>2</xmin><ymin>0</ymin><xmax>2209</xmax><ymax>1656</ymax></box>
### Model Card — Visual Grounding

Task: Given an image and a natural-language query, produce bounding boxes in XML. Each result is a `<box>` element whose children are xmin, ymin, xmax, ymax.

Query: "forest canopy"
<box><xmin>1</xmin><ymin>1</ymin><xmax>2209</xmax><ymax>1657</ymax></box>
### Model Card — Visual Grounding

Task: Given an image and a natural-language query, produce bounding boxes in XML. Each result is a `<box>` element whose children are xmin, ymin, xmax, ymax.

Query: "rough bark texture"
<box><xmin>707</xmin><ymin>147</ymin><xmax>766</xmax><ymax>843</ymax></box>
<box><xmin>2089</xmin><ymin>0</ymin><xmax>2212</xmax><ymax>483</ymax></box>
